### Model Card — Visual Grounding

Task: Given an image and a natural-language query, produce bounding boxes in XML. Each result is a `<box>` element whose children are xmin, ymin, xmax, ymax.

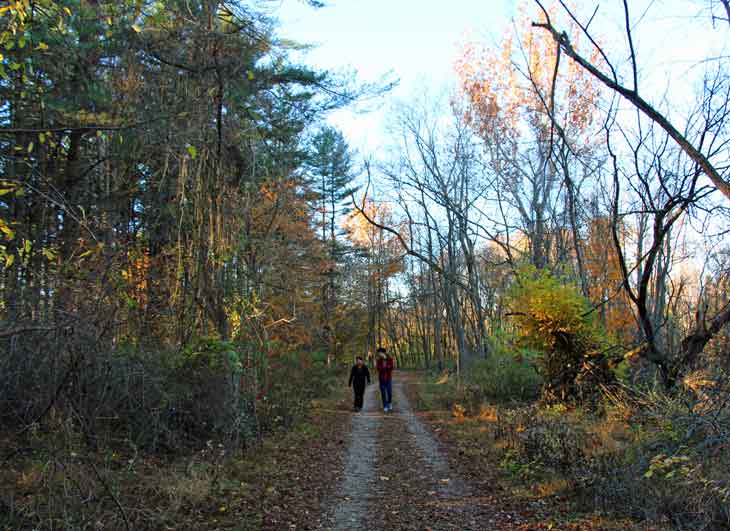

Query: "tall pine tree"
<box><xmin>306</xmin><ymin>126</ymin><xmax>357</xmax><ymax>363</ymax></box>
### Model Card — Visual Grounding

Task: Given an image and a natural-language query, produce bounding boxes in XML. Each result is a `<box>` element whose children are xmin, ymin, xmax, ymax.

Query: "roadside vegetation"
<box><xmin>415</xmin><ymin>330</ymin><xmax>730</xmax><ymax>530</ymax></box>
<box><xmin>1</xmin><ymin>352</ymin><xmax>347</xmax><ymax>529</ymax></box>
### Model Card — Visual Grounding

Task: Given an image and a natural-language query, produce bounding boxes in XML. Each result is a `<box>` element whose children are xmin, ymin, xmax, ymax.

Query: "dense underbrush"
<box><xmin>417</xmin><ymin>370</ymin><xmax>730</xmax><ymax>531</ymax></box>
<box><xmin>0</xmin><ymin>333</ymin><xmax>343</xmax><ymax>529</ymax></box>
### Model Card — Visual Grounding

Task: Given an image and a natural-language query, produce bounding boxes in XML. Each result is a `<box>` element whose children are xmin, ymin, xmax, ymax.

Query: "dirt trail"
<box><xmin>320</xmin><ymin>382</ymin><xmax>382</xmax><ymax>530</ymax></box>
<box><xmin>319</xmin><ymin>372</ymin><xmax>518</xmax><ymax>531</ymax></box>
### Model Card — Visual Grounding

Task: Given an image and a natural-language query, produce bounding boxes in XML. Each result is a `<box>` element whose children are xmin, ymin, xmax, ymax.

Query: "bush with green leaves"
<box><xmin>506</xmin><ymin>265</ymin><xmax>615</xmax><ymax>403</ymax></box>
<box><xmin>164</xmin><ymin>336</ymin><xmax>253</xmax><ymax>446</ymax></box>
<box><xmin>256</xmin><ymin>351</ymin><xmax>340</xmax><ymax>432</ymax></box>
<box><xmin>467</xmin><ymin>341</ymin><xmax>543</xmax><ymax>403</ymax></box>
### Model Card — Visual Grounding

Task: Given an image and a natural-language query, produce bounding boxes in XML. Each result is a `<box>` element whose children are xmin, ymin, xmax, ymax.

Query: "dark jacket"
<box><xmin>348</xmin><ymin>364</ymin><xmax>371</xmax><ymax>388</ymax></box>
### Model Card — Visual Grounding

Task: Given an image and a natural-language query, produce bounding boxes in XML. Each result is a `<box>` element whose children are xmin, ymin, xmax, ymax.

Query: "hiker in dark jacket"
<box><xmin>348</xmin><ymin>356</ymin><xmax>371</xmax><ymax>412</ymax></box>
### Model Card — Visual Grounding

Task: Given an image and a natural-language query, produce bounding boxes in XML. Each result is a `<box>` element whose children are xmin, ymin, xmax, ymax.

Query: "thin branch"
<box><xmin>351</xmin><ymin>169</ymin><xmax>469</xmax><ymax>292</ymax></box>
<box><xmin>622</xmin><ymin>0</ymin><xmax>638</xmax><ymax>92</ymax></box>
<box><xmin>88</xmin><ymin>459</ymin><xmax>132</xmax><ymax>531</ymax></box>
<box><xmin>720</xmin><ymin>0</ymin><xmax>730</xmax><ymax>26</ymax></box>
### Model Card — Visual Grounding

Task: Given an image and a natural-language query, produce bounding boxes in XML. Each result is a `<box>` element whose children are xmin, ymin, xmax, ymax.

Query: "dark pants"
<box><xmin>353</xmin><ymin>384</ymin><xmax>365</xmax><ymax>408</ymax></box>
<box><xmin>379</xmin><ymin>379</ymin><xmax>392</xmax><ymax>408</ymax></box>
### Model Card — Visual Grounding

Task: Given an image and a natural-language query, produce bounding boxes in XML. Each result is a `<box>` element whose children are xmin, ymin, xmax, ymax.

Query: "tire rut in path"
<box><xmin>371</xmin><ymin>378</ymin><xmax>480</xmax><ymax>530</ymax></box>
<box><xmin>321</xmin><ymin>373</ymin><xmax>502</xmax><ymax>530</ymax></box>
<box><xmin>320</xmin><ymin>382</ymin><xmax>382</xmax><ymax>530</ymax></box>
<box><xmin>393</xmin><ymin>379</ymin><xmax>470</xmax><ymax>499</ymax></box>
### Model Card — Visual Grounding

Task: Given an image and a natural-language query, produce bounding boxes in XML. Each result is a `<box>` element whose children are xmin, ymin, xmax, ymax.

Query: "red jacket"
<box><xmin>376</xmin><ymin>357</ymin><xmax>394</xmax><ymax>382</ymax></box>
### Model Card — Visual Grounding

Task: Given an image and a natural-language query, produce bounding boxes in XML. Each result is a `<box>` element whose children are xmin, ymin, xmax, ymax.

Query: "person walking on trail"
<box><xmin>348</xmin><ymin>356</ymin><xmax>370</xmax><ymax>412</ymax></box>
<box><xmin>375</xmin><ymin>347</ymin><xmax>394</xmax><ymax>412</ymax></box>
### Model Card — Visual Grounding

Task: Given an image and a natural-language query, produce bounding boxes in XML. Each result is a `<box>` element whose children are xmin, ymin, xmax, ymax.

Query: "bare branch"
<box><xmin>532</xmin><ymin>16</ymin><xmax>730</xmax><ymax>202</ymax></box>
<box><xmin>622</xmin><ymin>0</ymin><xmax>639</xmax><ymax>92</ymax></box>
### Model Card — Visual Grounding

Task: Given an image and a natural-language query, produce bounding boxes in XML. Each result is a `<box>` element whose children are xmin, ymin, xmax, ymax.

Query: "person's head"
<box><xmin>377</xmin><ymin>346</ymin><xmax>386</xmax><ymax>359</ymax></box>
<box><xmin>356</xmin><ymin>356</ymin><xmax>363</xmax><ymax>366</ymax></box>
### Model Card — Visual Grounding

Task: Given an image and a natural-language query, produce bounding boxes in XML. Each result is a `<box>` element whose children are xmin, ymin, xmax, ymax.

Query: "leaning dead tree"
<box><xmin>531</xmin><ymin>0</ymin><xmax>730</xmax><ymax>202</ymax></box>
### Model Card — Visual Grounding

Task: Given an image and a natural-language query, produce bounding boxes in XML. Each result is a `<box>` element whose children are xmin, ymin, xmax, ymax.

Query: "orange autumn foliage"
<box><xmin>344</xmin><ymin>197</ymin><xmax>405</xmax><ymax>279</ymax></box>
<box><xmin>455</xmin><ymin>1</ymin><xmax>602</xmax><ymax>148</ymax></box>
<box><xmin>584</xmin><ymin>216</ymin><xmax>634</xmax><ymax>342</ymax></box>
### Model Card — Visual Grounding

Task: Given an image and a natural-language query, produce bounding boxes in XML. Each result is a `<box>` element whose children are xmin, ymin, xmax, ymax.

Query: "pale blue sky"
<box><xmin>274</xmin><ymin>1</ymin><xmax>729</xmax><ymax>154</ymax></box>
<box><xmin>276</xmin><ymin>0</ymin><xmax>514</xmax><ymax>151</ymax></box>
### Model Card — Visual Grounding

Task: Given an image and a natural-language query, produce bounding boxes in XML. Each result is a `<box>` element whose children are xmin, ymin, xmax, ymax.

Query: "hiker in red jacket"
<box><xmin>375</xmin><ymin>347</ymin><xmax>394</xmax><ymax>412</ymax></box>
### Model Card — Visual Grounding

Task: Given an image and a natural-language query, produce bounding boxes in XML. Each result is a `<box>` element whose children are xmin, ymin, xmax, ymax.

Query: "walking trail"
<box><xmin>317</xmin><ymin>372</ymin><xmax>523</xmax><ymax>531</ymax></box>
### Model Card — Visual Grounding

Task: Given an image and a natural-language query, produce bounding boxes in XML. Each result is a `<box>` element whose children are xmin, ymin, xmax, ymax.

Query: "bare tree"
<box><xmin>531</xmin><ymin>0</ymin><xmax>730</xmax><ymax>201</ymax></box>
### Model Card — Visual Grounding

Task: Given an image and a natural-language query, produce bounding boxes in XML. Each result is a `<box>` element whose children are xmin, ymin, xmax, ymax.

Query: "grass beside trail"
<box><xmin>409</xmin><ymin>373</ymin><xmax>669</xmax><ymax>531</ymax></box>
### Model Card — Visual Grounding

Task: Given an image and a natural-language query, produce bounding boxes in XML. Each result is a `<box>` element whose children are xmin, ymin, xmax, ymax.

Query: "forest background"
<box><xmin>1</xmin><ymin>0</ymin><xmax>729</xmax><ymax>529</ymax></box>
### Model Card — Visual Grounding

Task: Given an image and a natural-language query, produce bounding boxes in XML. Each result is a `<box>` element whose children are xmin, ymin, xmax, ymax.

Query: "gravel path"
<box><xmin>392</xmin><ymin>380</ymin><xmax>470</xmax><ymax>499</ymax></box>
<box><xmin>321</xmin><ymin>382</ymin><xmax>382</xmax><ymax>530</ymax></box>
<box><xmin>319</xmin><ymin>373</ymin><xmax>489</xmax><ymax>531</ymax></box>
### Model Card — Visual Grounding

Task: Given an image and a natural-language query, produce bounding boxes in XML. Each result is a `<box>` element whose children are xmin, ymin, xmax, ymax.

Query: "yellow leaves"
<box><xmin>507</xmin><ymin>264</ymin><xmax>599</xmax><ymax>355</ymax></box>
<box><xmin>644</xmin><ymin>453</ymin><xmax>694</xmax><ymax>481</ymax></box>
<box><xmin>452</xmin><ymin>403</ymin><xmax>466</xmax><ymax>420</ymax></box>
<box><xmin>0</xmin><ymin>234</ymin><xmax>57</xmax><ymax>268</ymax></box>
<box><xmin>119</xmin><ymin>248</ymin><xmax>152</xmax><ymax>310</ymax></box>
<box><xmin>72</xmin><ymin>110</ymin><xmax>114</xmax><ymax>126</ymax></box>
<box><xmin>3</xmin><ymin>1</ymin><xmax>67</xmax><ymax>43</ymax></box>
<box><xmin>0</xmin><ymin>180</ymin><xmax>17</xmax><ymax>197</ymax></box>
<box><xmin>0</xmin><ymin>218</ymin><xmax>15</xmax><ymax>240</ymax></box>
<box><xmin>41</xmin><ymin>247</ymin><xmax>56</xmax><ymax>261</ymax></box>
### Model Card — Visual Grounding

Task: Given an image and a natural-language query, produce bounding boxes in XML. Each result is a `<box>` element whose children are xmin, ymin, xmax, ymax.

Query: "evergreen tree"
<box><xmin>305</xmin><ymin>126</ymin><xmax>357</xmax><ymax>363</ymax></box>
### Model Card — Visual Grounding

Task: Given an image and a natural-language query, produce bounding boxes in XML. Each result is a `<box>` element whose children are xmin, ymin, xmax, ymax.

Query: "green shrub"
<box><xmin>256</xmin><ymin>352</ymin><xmax>340</xmax><ymax>433</ymax></box>
<box><xmin>468</xmin><ymin>346</ymin><xmax>543</xmax><ymax>403</ymax></box>
<box><xmin>414</xmin><ymin>375</ymin><xmax>459</xmax><ymax>411</ymax></box>
<box><xmin>174</xmin><ymin>336</ymin><xmax>242</xmax><ymax>372</ymax></box>
<box><xmin>309</xmin><ymin>350</ymin><xmax>328</xmax><ymax>366</ymax></box>
<box><xmin>506</xmin><ymin>265</ymin><xmax>615</xmax><ymax>403</ymax></box>
<box><xmin>161</xmin><ymin>337</ymin><xmax>254</xmax><ymax>448</ymax></box>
